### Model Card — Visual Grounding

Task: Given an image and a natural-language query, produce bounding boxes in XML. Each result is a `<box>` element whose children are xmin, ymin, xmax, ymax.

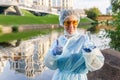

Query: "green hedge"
<box><xmin>12</xmin><ymin>25</ymin><xmax>18</xmax><ymax>32</ymax></box>
<box><xmin>0</xmin><ymin>25</ymin><xmax>2</xmax><ymax>33</ymax></box>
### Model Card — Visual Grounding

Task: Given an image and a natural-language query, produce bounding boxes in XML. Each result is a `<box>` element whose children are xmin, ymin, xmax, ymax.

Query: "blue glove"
<box><xmin>52</xmin><ymin>46</ymin><xmax>63</xmax><ymax>56</ymax></box>
<box><xmin>83</xmin><ymin>42</ymin><xmax>96</xmax><ymax>53</ymax></box>
<box><xmin>83</xmin><ymin>46</ymin><xmax>96</xmax><ymax>52</ymax></box>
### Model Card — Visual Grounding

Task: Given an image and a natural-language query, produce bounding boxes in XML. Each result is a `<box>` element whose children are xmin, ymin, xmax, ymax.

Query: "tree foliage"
<box><xmin>85</xmin><ymin>7</ymin><xmax>101</xmax><ymax>20</ymax></box>
<box><xmin>107</xmin><ymin>13</ymin><xmax>120</xmax><ymax>51</ymax></box>
<box><xmin>111</xmin><ymin>0</ymin><xmax>120</xmax><ymax>13</ymax></box>
<box><xmin>107</xmin><ymin>0</ymin><xmax>120</xmax><ymax>51</ymax></box>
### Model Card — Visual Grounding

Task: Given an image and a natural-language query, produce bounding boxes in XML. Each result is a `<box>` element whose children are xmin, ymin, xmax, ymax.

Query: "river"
<box><xmin>0</xmin><ymin>28</ymin><xmax>110</xmax><ymax>80</ymax></box>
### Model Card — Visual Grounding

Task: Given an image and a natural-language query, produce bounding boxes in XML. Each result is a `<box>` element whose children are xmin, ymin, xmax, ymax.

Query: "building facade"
<box><xmin>51</xmin><ymin>0</ymin><xmax>73</xmax><ymax>10</ymax></box>
<box><xmin>18</xmin><ymin>0</ymin><xmax>33</xmax><ymax>7</ymax></box>
<box><xmin>22</xmin><ymin>0</ymin><xmax>73</xmax><ymax>11</ymax></box>
<box><xmin>1</xmin><ymin>0</ymin><xmax>74</xmax><ymax>11</ymax></box>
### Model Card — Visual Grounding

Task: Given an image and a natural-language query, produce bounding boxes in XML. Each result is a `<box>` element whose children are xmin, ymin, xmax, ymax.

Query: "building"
<box><xmin>50</xmin><ymin>0</ymin><xmax>73</xmax><ymax>11</ymax></box>
<box><xmin>0</xmin><ymin>0</ymin><xmax>18</xmax><ymax>6</ymax></box>
<box><xmin>33</xmin><ymin>0</ymin><xmax>73</xmax><ymax>12</ymax></box>
<box><xmin>18</xmin><ymin>0</ymin><xmax>33</xmax><ymax>7</ymax></box>
<box><xmin>1</xmin><ymin>0</ymin><xmax>74</xmax><ymax>12</ymax></box>
<box><xmin>1</xmin><ymin>0</ymin><xmax>84</xmax><ymax>16</ymax></box>
<box><xmin>0</xmin><ymin>0</ymin><xmax>33</xmax><ymax>7</ymax></box>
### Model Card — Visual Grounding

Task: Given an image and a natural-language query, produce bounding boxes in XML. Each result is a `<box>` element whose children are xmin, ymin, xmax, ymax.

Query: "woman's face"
<box><xmin>63</xmin><ymin>15</ymin><xmax>78</xmax><ymax>34</ymax></box>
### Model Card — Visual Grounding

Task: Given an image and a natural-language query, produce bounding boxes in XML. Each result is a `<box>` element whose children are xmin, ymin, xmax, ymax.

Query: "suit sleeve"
<box><xmin>44</xmin><ymin>40</ymin><xmax>58</xmax><ymax>70</ymax></box>
<box><xmin>83</xmin><ymin>35</ymin><xmax>105</xmax><ymax>71</ymax></box>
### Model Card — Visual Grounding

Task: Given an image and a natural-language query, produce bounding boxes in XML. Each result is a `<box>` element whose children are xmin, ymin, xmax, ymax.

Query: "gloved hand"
<box><xmin>83</xmin><ymin>42</ymin><xmax>96</xmax><ymax>53</ymax></box>
<box><xmin>52</xmin><ymin>46</ymin><xmax>63</xmax><ymax>56</ymax></box>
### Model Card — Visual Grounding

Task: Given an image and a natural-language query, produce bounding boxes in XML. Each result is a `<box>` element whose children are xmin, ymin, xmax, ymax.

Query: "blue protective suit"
<box><xmin>44</xmin><ymin>33</ymin><xmax>104</xmax><ymax>80</ymax></box>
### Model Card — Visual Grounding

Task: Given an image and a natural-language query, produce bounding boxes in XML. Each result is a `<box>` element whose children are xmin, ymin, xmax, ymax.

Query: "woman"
<box><xmin>44</xmin><ymin>9</ymin><xmax>104</xmax><ymax>80</ymax></box>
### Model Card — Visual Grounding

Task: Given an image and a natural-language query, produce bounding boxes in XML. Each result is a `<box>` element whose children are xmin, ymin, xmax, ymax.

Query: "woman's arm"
<box><xmin>83</xmin><ymin>34</ymin><xmax>105</xmax><ymax>71</ymax></box>
<box><xmin>44</xmin><ymin>38</ymin><xmax>63</xmax><ymax>70</ymax></box>
<box><xmin>83</xmin><ymin>48</ymin><xmax>104</xmax><ymax>71</ymax></box>
<box><xmin>44</xmin><ymin>40</ymin><xmax>58</xmax><ymax>70</ymax></box>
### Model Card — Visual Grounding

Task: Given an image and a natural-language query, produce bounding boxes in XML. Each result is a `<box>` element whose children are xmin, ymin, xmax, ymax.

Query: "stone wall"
<box><xmin>0</xmin><ymin>24</ymin><xmax>60</xmax><ymax>34</ymax></box>
<box><xmin>88</xmin><ymin>49</ymin><xmax>120</xmax><ymax>80</ymax></box>
<box><xmin>18</xmin><ymin>24</ymin><xmax>59</xmax><ymax>32</ymax></box>
<box><xmin>1</xmin><ymin>26</ymin><xmax>12</xmax><ymax>34</ymax></box>
<box><xmin>79</xmin><ymin>22</ymin><xmax>91</xmax><ymax>26</ymax></box>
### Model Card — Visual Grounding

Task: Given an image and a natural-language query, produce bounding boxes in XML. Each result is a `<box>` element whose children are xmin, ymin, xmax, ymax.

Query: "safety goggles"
<box><xmin>64</xmin><ymin>20</ymin><xmax>78</xmax><ymax>26</ymax></box>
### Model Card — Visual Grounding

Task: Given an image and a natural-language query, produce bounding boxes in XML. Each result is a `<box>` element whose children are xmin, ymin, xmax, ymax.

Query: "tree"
<box><xmin>107</xmin><ymin>13</ymin><xmax>120</xmax><ymax>51</ymax></box>
<box><xmin>85</xmin><ymin>7</ymin><xmax>101</xmax><ymax>20</ymax></box>
<box><xmin>111</xmin><ymin>0</ymin><xmax>120</xmax><ymax>13</ymax></box>
<box><xmin>107</xmin><ymin>0</ymin><xmax>120</xmax><ymax>51</ymax></box>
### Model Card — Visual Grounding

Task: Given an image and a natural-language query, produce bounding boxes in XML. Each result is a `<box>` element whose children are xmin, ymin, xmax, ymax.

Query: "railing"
<box><xmin>0</xmin><ymin>0</ymin><xmax>59</xmax><ymax>15</ymax></box>
<box><xmin>19</xmin><ymin>6</ymin><xmax>59</xmax><ymax>15</ymax></box>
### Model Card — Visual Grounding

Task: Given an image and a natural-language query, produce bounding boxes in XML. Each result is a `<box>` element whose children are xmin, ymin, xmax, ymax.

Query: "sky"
<box><xmin>73</xmin><ymin>0</ymin><xmax>111</xmax><ymax>14</ymax></box>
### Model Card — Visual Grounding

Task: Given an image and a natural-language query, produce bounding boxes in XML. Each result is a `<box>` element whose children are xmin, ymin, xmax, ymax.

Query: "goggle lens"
<box><xmin>64</xmin><ymin>20</ymin><xmax>78</xmax><ymax>26</ymax></box>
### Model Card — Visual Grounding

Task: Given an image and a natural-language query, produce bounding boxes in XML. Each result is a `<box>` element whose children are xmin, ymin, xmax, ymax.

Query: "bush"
<box><xmin>85</xmin><ymin>7</ymin><xmax>101</xmax><ymax>20</ymax></box>
<box><xmin>106</xmin><ymin>13</ymin><xmax>120</xmax><ymax>51</ymax></box>
<box><xmin>12</xmin><ymin>25</ymin><xmax>18</xmax><ymax>32</ymax></box>
<box><xmin>87</xmin><ymin>25</ymin><xmax>97</xmax><ymax>33</ymax></box>
<box><xmin>91</xmin><ymin>21</ymin><xmax>98</xmax><ymax>25</ymax></box>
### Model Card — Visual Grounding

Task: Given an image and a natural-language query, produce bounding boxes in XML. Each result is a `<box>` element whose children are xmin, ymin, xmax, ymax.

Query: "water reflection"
<box><xmin>90</xmin><ymin>29</ymin><xmax>110</xmax><ymax>49</ymax></box>
<box><xmin>0</xmin><ymin>31</ymin><xmax>60</xmax><ymax>80</ymax></box>
<box><xmin>0</xmin><ymin>29</ymin><xmax>110</xmax><ymax>80</ymax></box>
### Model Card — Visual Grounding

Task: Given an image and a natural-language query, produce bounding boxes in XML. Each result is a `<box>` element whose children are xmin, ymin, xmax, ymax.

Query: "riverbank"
<box><xmin>0</xmin><ymin>23</ymin><xmax>92</xmax><ymax>42</ymax></box>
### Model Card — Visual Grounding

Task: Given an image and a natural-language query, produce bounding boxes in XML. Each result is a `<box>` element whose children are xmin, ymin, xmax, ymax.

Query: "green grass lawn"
<box><xmin>0</xmin><ymin>15</ymin><xmax>59</xmax><ymax>25</ymax></box>
<box><xmin>80</xmin><ymin>17</ymin><xmax>95</xmax><ymax>23</ymax></box>
<box><xmin>0</xmin><ymin>9</ymin><xmax>59</xmax><ymax>25</ymax></box>
<box><xmin>0</xmin><ymin>15</ymin><xmax>93</xmax><ymax>25</ymax></box>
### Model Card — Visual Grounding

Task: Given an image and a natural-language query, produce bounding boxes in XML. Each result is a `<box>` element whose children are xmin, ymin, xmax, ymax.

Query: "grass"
<box><xmin>0</xmin><ymin>15</ymin><xmax>93</xmax><ymax>25</ymax></box>
<box><xmin>80</xmin><ymin>17</ymin><xmax>95</xmax><ymax>23</ymax></box>
<box><xmin>21</xmin><ymin>9</ymin><xmax>35</xmax><ymax>16</ymax></box>
<box><xmin>0</xmin><ymin>15</ymin><xmax>59</xmax><ymax>25</ymax></box>
<box><xmin>0</xmin><ymin>9</ymin><xmax>59</xmax><ymax>25</ymax></box>
<box><xmin>79</xmin><ymin>25</ymin><xmax>93</xmax><ymax>29</ymax></box>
